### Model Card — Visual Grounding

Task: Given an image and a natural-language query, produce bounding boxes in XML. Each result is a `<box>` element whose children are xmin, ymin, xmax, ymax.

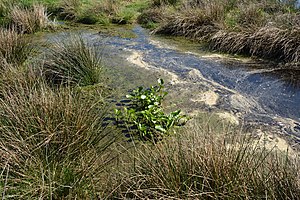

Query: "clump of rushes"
<box><xmin>58</xmin><ymin>0</ymin><xmax>117</xmax><ymax>25</ymax></box>
<box><xmin>148</xmin><ymin>0</ymin><xmax>300</xmax><ymax>65</ymax></box>
<box><xmin>137</xmin><ymin>6</ymin><xmax>165</xmax><ymax>29</ymax></box>
<box><xmin>0</xmin><ymin>75</ymin><xmax>119</xmax><ymax>198</ymax></box>
<box><xmin>42</xmin><ymin>34</ymin><xmax>102</xmax><ymax>86</ymax></box>
<box><xmin>152</xmin><ymin>0</ymin><xmax>180</xmax><ymax>7</ymax></box>
<box><xmin>0</xmin><ymin>63</ymin><xmax>42</xmax><ymax>99</ymax></box>
<box><xmin>9</xmin><ymin>4</ymin><xmax>51</xmax><ymax>33</ymax></box>
<box><xmin>154</xmin><ymin>9</ymin><xmax>220</xmax><ymax>40</ymax></box>
<box><xmin>210</xmin><ymin>27</ymin><xmax>300</xmax><ymax>63</ymax></box>
<box><xmin>58</xmin><ymin>0</ymin><xmax>81</xmax><ymax>20</ymax></box>
<box><xmin>112</xmin><ymin>116</ymin><xmax>300</xmax><ymax>199</ymax></box>
<box><xmin>115</xmin><ymin>79</ymin><xmax>188</xmax><ymax>141</ymax></box>
<box><xmin>0</xmin><ymin>27</ymin><xmax>35</xmax><ymax>65</ymax></box>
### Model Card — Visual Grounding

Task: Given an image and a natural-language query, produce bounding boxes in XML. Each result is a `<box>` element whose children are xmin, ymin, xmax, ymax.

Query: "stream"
<box><xmin>45</xmin><ymin>25</ymin><xmax>300</xmax><ymax>145</ymax></box>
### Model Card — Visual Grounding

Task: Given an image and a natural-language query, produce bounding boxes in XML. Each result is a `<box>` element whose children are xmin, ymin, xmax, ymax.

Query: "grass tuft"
<box><xmin>58</xmin><ymin>0</ymin><xmax>81</xmax><ymax>20</ymax></box>
<box><xmin>154</xmin><ymin>8</ymin><xmax>220</xmax><ymax>40</ymax></box>
<box><xmin>112</xmin><ymin>115</ymin><xmax>300</xmax><ymax>199</ymax></box>
<box><xmin>0</xmin><ymin>73</ymin><xmax>118</xmax><ymax>198</ymax></box>
<box><xmin>210</xmin><ymin>27</ymin><xmax>300</xmax><ymax>63</ymax></box>
<box><xmin>42</xmin><ymin>34</ymin><xmax>103</xmax><ymax>86</ymax></box>
<box><xmin>148</xmin><ymin>0</ymin><xmax>300</xmax><ymax>65</ymax></box>
<box><xmin>9</xmin><ymin>4</ymin><xmax>51</xmax><ymax>33</ymax></box>
<box><xmin>0</xmin><ymin>27</ymin><xmax>36</xmax><ymax>65</ymax></box>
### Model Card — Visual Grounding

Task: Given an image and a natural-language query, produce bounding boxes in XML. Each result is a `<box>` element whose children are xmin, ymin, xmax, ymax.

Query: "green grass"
<box><xmin>41</xmin><ymin>34</ymin><xmax>103</xmax><ymax>86</ymax></box>
<box><xmin>0</xmin><ymin>0</ymin><xmax>152</xmax><ymax>26</ymax></box>
<box><xmin>0</xmin><ymin>63</ymin><xmax>119</xmax><ymax>199</ymax></box>
<box><xmin>113</xmin><ymin>0</ymin><xmax>150</xmax><ymax>24</ymax></box>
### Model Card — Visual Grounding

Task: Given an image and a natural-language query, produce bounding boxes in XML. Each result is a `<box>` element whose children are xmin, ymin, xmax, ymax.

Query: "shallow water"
<box><xmin>45</xmin><ymin>26</ymin><xmax>300</xmax><ymax>143</ymax></box>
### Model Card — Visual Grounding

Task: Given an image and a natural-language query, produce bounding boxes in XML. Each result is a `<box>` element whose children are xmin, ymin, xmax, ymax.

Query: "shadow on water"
<box><xmin>267</xmin><ymin>69</ymin><xmax>300</xmax><ymax>90</ymax></box>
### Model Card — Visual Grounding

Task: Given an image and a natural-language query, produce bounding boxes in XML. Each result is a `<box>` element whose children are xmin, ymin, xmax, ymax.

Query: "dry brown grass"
<box><xmin>137</xmin><ymin>6</ymin><xmax>165</xmax><ymax>25</ymax></box>
<box><xmin>209</xmin><ymin>30</ymin><xmax>252</xmax><ymax>55</ymax></box>
<box><xmin>150</xmin><ymin>0</ymin><xmax>300</xmax><ymax>65</ymax></box>
<box><xmin>110</xmin><ymin>116</ymin><xmax>300</xmax><ymax>199</ymax></box>
<box><xmin>210</xmin><ymin>27</ymin><xmax>300</xmax><ymax>63</ymax></box>
<box><xmin>58</xmin><ymin>0</ymin><xmax>81</xmax><ymax>20</ymax></box>
<box><xmin>273</xmin><ymin>13</ymin><xmax>300</xmax><ymax>29</ymax></box>
<box><xmin>0</xmin><ymin>64</ymin><xmax>41</xmax><ymax>98</ymax></box>
<box><xmin>92</xmin><ymin>0</ymin><xmax>120</xmax><ymax>16</ymax></box>
<box><xmin>0</xmin><ymin>66</ymin><xmax>119</xmax><ymax>198</ymax></box>
<box><xmin>154</xmin><ymin>9</ymin><xmax>220</xmax><ymax>40</ymax></box>
<box><xmin>9</xmin><ymin>4</ymin><xmax>50</xmax><ymax>33</ymax></box>
<box><xmin>0</xmin><ymin>27</ymin><xmax>35</xmax><ymax>65</ymax></box>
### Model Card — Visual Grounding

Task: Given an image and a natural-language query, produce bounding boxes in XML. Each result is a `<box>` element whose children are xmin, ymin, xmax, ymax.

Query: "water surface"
<box><xmin>45</xmin><ymin>26</ymin><xmax>300</xmax><ymax>143</ymax></box>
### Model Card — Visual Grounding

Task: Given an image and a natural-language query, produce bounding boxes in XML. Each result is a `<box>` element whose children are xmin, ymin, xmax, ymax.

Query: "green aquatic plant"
<box><xmin>115</xmin><ymin>78</ymin><xmax>188</xmax><ymax>141</ymax></box>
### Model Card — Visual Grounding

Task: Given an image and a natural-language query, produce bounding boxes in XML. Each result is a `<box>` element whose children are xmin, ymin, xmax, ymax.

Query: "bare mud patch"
<box><xmin>191</xmin><ymin>91</ymin><xmax>219</xmax><ymax>106</ymax></box>
<box><xmin>216</xmin><ymin>112</ymin><xmax>240</xmax><ymax>125</ymax></box>
<box><xmin>253</xmin><ymin>130</ymin><xmax>298</xmax><ymax>157</ymax></box>
<box><xmin>127</xmin><ymin>51</ymin><xmax>183</xmax><ymax>84</ymax></box>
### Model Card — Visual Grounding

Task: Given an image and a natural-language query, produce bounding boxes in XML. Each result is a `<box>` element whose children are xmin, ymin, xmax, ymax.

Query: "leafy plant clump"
<box><xmin>115</xmin><ymin>79</ymin><xmax>188</xmax><ymax>141</ymax></box>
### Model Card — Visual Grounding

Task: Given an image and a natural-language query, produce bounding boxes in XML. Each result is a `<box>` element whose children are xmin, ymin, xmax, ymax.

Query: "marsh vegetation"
<box><xmin>0</xmin><ymin>0</ymin><xmax>299</xmax><ymax>199</ymax></box>
<box><xmin>142</xmin><ymin>0</ymin><xmax>300</xmax><ymax>66</ymax></box>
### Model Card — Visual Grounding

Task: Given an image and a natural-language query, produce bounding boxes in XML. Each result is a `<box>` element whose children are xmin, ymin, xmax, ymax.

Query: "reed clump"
<box><xmin>58</xmin><ymin>0</ymin><xmax>81</xmax><ymax>20</ymax></box>
<box><xmin>8</xmin><ymin>4</ymin><xmax>50</xmax><ymax>33</ymax></box>
<box><xmin>0</xmin><ymin>27</ymin><xmax>35</xmax><ymax>65</ymax></box>
<box><xmin>0</xmin><ymin>66</ymin><xmax>119</xmax><ymax>199</ymax></box>
<box><xmin>0</xmin><ymin>26</ymin><xmax>122</xmax><ymax>197</ymax></box>
<box><xmin>110</xmin><ymin>116</ymin><xmax>300</xmax><ymax>199</ymax></box>
<box><xmin>210</xmin><ymin>27</ymin><xmax>300</xmax><ymax>63</ymax></box>
<box><xmin>154</xmin><ymin>9</ymin><xmax>220</xmax><ymax>40</ymax></box>
<box><xmin>147</xmin><ymin>0</ymin><xmax>300</xmax><ymax>65</ymax></box>
<box><xmin>42</xmin><ymin>34</ymin><xmax>102</xmax><ymax>86</ymax></box>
